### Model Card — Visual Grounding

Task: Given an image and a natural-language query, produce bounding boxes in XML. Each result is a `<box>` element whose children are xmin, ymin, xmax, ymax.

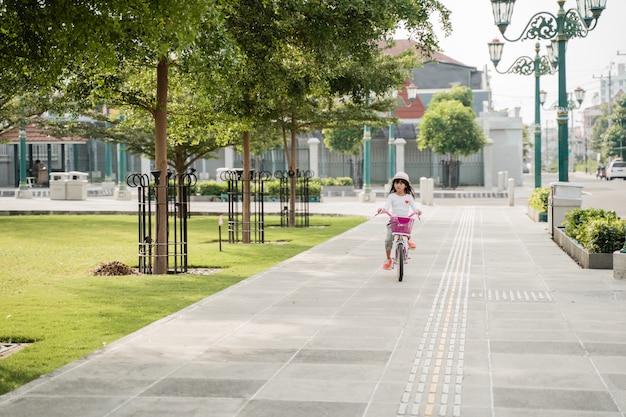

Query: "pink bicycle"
<box><xmin>378</xmin><ymin>209</ymin><xmax>419</xmax><ymax>282</ymax></box>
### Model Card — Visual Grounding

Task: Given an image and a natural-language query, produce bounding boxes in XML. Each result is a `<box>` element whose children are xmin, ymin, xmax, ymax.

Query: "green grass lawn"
<box><xmin>0</xmin><ymin>214</ymin><xmax>366</xmax><ymax>395</ymax></box>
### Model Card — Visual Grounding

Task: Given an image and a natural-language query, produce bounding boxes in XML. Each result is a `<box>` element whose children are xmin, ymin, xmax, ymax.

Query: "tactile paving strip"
<box><xmin>397</xmin><ymin>207</ymin><xmax>474</xmax><ymax>417</ymax></box>
<box><xmin>471</xmin><ymin>290</ymin><xmax>554</xmax><ymax>302</ymax></box>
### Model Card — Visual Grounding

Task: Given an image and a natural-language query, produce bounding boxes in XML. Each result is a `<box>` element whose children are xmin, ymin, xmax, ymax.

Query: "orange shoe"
<box><xmin>382</xmin><ymin>259</ymin><xmax>393</xmax><ymax>270</ymax></box>
<box><xmin>408</xmin><ymin>241</ymin><xmax>416</xmax><ymax>250</ymax></box>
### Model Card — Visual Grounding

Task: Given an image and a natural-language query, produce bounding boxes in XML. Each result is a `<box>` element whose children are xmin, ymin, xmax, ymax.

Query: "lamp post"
<box><xmin>568</xmin><ymin>87</ymin><xmax>586</xmax><ymax>171</ymax></box>
<box><xmin>490</xmin><ymin>0</ymin><xmax>607</xmax><ymax>182</ymax></box>
<box><xmin>17</xmin><ymin>98</ymin><xmax>33</xmax><ymax>199</ymax></box>
<box><xmin>488</xmin><ymin>40</ymin><xmax>556</xmax><ymax>188</ymax></box>
<box><xmin>362</xmin><ymin>95</ymin><xmax>373</xmax><ymax>201</ymax></box>
<box><xmin>388</xmin><ymin>90</ymin><xmax>398</xmax><ymax>181</ymax></box>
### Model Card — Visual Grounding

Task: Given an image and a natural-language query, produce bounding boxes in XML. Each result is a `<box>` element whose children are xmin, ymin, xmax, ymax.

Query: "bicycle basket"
<box><xmin>390</xmin><ymin>216</ymin><xmax>414</xmax><ymax>235</ymax></box>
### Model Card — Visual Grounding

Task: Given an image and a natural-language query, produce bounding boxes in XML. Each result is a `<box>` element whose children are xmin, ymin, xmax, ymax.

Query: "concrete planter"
<box><xmin>553</xmin><ymin>227</ymin><xmax>613</xmax><ymax>269</ymax></box>
<box><xmin>191</xmin><ymin>195</ymin><xmax>222</xmax><ymax>202</ymax></box>
<box><xmin>527</xmin><ymin>206</ymin><xmax>547</xmax><ymax>223</ymax></box>
<box><xmin>614</xmin><ymin>251</ymin><xmax>626</xmax><ymax>279</ymax></box>
<box><xmin>322</xmin><ymin>186</ymin><xmax>356</xmax><ymax>197</ymax></box>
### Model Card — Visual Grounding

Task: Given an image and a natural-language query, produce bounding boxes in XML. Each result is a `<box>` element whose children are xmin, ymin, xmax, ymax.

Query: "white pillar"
<box><xmin>419</xmin><ymin>177</ymin><xmax>427</xmax><ymax>205</ymax></box>
<box><xmin>483</xmin><ymin>138</ymin><xmax>494</xmax><ymax>190</ymax></box>
<box><xmin>225</xmin><ymin>146</ymin><xmax>235</xmax><ymax>169</ymax></box>
<box><xmin>395</xmin><ymin>138</ymin><xmax>406</xmax><ymax>174</ymax></box>
<box><xmin>427</xmin><ymin>178</ymin><xmax>434</xmax><ymax>206</ymax></box>
<box><xmin>141</xmin><ymin>155</ymin><xmax>151</xmax><ymax>176</ymax></box>
<box><xmin>307</xmin><ymin>137</ymin><xmax>320</xmax><ymax>177</ymax></box>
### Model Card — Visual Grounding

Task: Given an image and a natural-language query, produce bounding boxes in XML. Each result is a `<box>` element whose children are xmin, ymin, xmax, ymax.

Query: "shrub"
<box><xmin>583</xmin><ymin>218</ymin><xmax>626</xmax><ymax>253</ymax></box>
<box><xmin>197</xmin><ymin>181</ymin><xmax>228</xmax><ymax>196</ymax></box>
<box><xmin>304</xmin><ymin>181</ymin><xmax>321</xmax><ymax>197</ymax></box>
<box><xmin>196</xmin><ymin>178</ymin><xmax>323</xmax><ymax>199</ymax></box>
<box><xmin>320</xmin><ymin>177</ymin><xmax>353</xmax><ymax>186</ymax></box>
<box><xmin>563</xmin><ymin>208</ymin><xmax>626</xmax><ymax>253</ymax></box>
<box><xmin>264</xmin><ymin>179</ymin><xmax>281</xmax><ymax>197</ymax></box>
<box><xmin>528</xmin><ymin>187</ymin><xmax>550</xmax><ymax>212</ymax></box>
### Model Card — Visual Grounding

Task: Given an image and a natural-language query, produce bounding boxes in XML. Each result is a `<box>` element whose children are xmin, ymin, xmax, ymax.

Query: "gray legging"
<box><xmin>384</xmin><ymin>223</ymin><xmax>393</xmax><ymax>251</ymax></box>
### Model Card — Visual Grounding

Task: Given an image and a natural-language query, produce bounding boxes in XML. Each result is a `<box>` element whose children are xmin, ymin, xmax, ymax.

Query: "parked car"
<box><xmin>607</xmin><ymin>159</ymin><xmax>626</xmax><ymax>180</ymax></box>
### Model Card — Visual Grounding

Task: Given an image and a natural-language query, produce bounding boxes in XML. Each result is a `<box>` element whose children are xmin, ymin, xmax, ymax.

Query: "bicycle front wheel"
<box><xmin>396</xmin><ymin>242</ymin><xmax>404</xmax><ymax>282</ymax></box>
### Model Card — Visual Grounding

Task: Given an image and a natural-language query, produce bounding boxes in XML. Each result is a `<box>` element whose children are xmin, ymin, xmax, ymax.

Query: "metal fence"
<box><xmin>276</xmin><ymin>169</ymin><xmax>312</xmax><ymax>228</ymax></box>
<box><xmin>220</xmin><ymin>169</ymin><xmax>271</xmax><ymax>244</ymax></box>
<box><xmin>126</xmin><ymin>169</ymin><xmax>196</xmax><ymax>274</ymax></box>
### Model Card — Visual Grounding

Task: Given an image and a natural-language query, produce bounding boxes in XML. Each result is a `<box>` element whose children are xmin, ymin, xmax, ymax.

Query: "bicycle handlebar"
<box><xmin>376</xmin><ymin>208</ymin><xmax>420</xmax><ymax>220</ymax></box>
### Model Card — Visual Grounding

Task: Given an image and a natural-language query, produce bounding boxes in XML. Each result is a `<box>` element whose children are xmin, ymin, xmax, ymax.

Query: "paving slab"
<box><xmin>2</xmin><ymin>192</ymin><xmax>626</xmax><ymax>417</ymax></box>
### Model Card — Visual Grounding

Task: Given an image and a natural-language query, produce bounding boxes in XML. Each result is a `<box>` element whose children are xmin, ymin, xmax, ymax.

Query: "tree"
<box><xmin>429</xmin><ymin>84</ymin><xmax>475</xmax><ymax>109</ymax></box>
<box><xmin>39</xmin><ymin>1</ymin><xmax>226</xmax><ymax>274</ymax></box>
<box><xmin>322</xmin><ymin>127</ymin><xmax>364</xmax><ymax>156</ymax></box>
<box><xmin>200</xmin><ymin>0</ymin><xmax>451</xmax><ymax>228</ymax></box>
<box><xmin>0</xmin><ymin>1</ymin><xmax>85</xmax><ymax>126</ymax></box>
<box><xmin>522</xmin><ymin>124</ymin><xmax>532</xmax><ymax>167</ymax></box>
<box><xmin>603</xmin><ymin>96</ymin><xmax>626</xmax><ymax>160</ymax></box>
<box><xmin>590</xmin><ymin>104</ymin><xmax>610</xmax><ymax>158</ymax></box>
<box><xmin>6</xmin><ymin>0</ymin><xmax>452</xmax><ymax>242</ymax></box>
<box><xmin>418</xmin><ymin>97</ymin><xmax>487</xmax><ymax>188</ymax></box>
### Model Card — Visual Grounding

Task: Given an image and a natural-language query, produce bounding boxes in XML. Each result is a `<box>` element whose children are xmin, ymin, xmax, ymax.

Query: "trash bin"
<box><xmin>215</xmin><ymin>167</ymin><xmax>231</xmax><ymax>183</ymax></box>
<box><xmin>548</xmin><ymin>181</ymin><xmax>583</xmax><ymax>237</ymax></box>
<box><xmin>37</xmin><ymin>167</ymin><xmax>49</xmax><ymax>187</ymax></box>
<box><xmin>66</xmin><ymin>171</ymin><xmax>88</xmax><ymax>200</ymax></box>
<box><xmin>49</xmin><ymin>173</ymin><xmax>69</xmax><ymax>200</ymax></box>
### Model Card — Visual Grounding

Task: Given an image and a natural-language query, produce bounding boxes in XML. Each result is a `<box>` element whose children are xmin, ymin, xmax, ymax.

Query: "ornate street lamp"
<box><xmin>388</xmin><ymin>89</ymin><xmax>398</xmax><ymax>181</ymax></box>
<box><xmin>488</xmin><ymin>40</ymin><xmax>556</xmax><ymax>188</ymax></box>
<box><xmin>490</xmin><ymin>0</ymin><xmax>607</xmax><ymax>182</ymax></box>
<box><xmin>568</xmin><ymin>87</ymin><xmax>586</xmax><ymax>170</ymax></box>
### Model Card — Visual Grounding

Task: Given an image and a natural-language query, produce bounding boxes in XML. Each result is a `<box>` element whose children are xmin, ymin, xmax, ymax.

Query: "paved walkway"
<box><xmin>1</xmin><ymin>188</ymin><xmax>626</xmax><ymax>416</ymax></box>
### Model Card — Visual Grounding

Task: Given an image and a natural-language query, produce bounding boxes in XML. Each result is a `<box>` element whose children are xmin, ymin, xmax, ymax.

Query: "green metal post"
<box><xmin>363</xmin><ymin>124</ymin><xmax>371</xmax><ymax>195</ymax></box>
<box><xmin>104</xmin><ymin>106</ymin><xmax>113</xmax><ymax>182</ymax></box>
<box><xmin>105</xmin><ymin>143</ymin><xmax>112</xmax><ymax>181</ymax></box>
<box><xmin>362</xmin><ymin>94</ymin><xmax>372</xmax><ymax>198</ymax></box>
<box><xmin>533</xmin><ymin>44</ymin><xmax>542</xmax><ymax>188</ymax></box>
<box><xmin>118</xmin><ymin>143</ymin><xmax>127</xmax><ymax>192</ymax></box>
<box><xmin>73</xmin><ymin>144</ymin><xmax>79</xmax><ymax>170</ymax></box>
<box><xmin>18</xmin><ymin>115</ymin><xmax>28</xmax><ymax>190</ymax></box>
<box><xmin>557</xmin><ymin>1</ymin><xmax>569</xmax><ymax>182</ymax></box>
<box><xmin>17</xmin><ymin>98</ymin><xmax>33</xmax><ymax>198</ymax></box>
<box><xmin>388</xmin><ymin>112</ymin><xmax>395</xmax><ymax>179</ymax></box>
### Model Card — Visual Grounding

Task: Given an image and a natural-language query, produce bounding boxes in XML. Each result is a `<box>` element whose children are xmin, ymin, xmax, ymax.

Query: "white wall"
<box><xmin>477</xmin><ymin>108</ymin><xmax>524</xmax><ymax>187</ymax></box>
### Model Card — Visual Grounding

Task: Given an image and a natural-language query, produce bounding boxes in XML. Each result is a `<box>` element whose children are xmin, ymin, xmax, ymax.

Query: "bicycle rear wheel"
<box><xmin>396</xmin><ymin>242</ymin><xmax>404</xmax><ymax>281</ymax></box>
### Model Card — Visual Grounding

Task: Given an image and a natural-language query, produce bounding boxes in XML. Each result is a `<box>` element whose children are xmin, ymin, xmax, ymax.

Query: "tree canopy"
<box><xmin>428</xmin><ymin>84</ymin><xmax>475</xmax><ymax>110</ymax></box>
<box><xmin>2</xmin><ymin>0</ymin><xmax>452</xmax><ymax>245</ymax></box>
<box><xmin>322</xmin><ymin>127</ymin><xmax>365</xmax><ymax>156</ymax></box>
<box><xmin>603</xmin><ymin>95</ymin><xmax>626</xmax><ymax>160</ymax></box>
<box><xmin>418</xmin><ymin>88</ymin><xmax>486</xmax><ymax>157</ymax></box>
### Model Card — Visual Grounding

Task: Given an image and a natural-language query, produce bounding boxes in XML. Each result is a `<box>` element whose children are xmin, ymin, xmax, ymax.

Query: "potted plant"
<box><xmin>527</xmin><ymin>186</ymin><xmax>550</xmax><ymax>222</ymax></box>
<box><xmin>553</xmin><ymin>208</ymin><xmax>626</xmax><ymax>269</ymax></box>
<box><xmin>321</xmin><ymin>177</ymin><xmax>355</xmax><ymax>197</ymax></box>
<box><xmin>195</xmin><ymin>181</ymin><xmax>228</xmax><ymax>201</ymax></box>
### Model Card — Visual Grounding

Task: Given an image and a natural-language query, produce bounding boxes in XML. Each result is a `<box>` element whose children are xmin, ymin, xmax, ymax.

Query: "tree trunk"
<box><xmin>448</xmin><ymin>153</ymin><xmax>458</xmax><ymax>190</ymax></box>
<box><xmin>242</xmin><ymin>131</ymin><xmax>251</xmax><ymax>243</ymax></box>
<box><xmin>154</xmin><ymin>58</ymin><xmax>169</xmax><ymax>274</ymax></box>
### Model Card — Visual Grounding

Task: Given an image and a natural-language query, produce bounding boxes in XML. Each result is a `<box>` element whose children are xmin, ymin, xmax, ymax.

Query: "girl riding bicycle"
<box><xmin>377</xmin><ymin>172</ymin><xmax>422</xmax><ymax>270</ymax></box>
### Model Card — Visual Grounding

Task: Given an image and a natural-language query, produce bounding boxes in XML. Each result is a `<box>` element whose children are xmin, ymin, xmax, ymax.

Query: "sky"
<box><xmin>410</xmin><ymin>0</ymin><xmax>626</xmax><ymax>126</ymax></box>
